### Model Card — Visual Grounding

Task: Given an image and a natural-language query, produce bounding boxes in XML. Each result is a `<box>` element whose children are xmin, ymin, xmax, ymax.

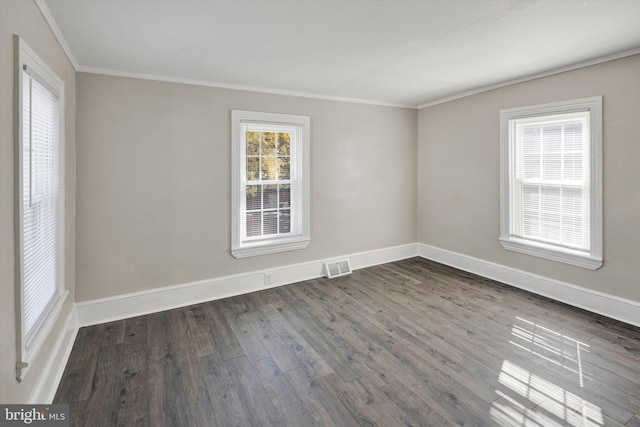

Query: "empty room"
<box><xmin>1</xmin><ymin>0</ymin><xmax>640</xmax><ymax>425</ymax></box>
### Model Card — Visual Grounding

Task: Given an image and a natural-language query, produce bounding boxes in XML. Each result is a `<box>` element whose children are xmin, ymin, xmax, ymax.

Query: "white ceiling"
<box><xmin>42</xmin><ymin>0</ymin><xmax>640</xmax><ymax>108</ymax></box>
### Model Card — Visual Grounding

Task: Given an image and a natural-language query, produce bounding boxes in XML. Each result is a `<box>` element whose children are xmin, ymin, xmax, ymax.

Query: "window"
<box><xmin>499</xmin><ymin>97</ymin><xmax>602</xmax><ymax>269</ymax></box>
<box><xmin>15</xmin><ymin>36</ymin><xmax>67</xmax><ymax>381</ymax></box>
<box><xmin>231</xmin><ymin>110</ymin><xmax>310</xmax><ymax>258</ymax></box>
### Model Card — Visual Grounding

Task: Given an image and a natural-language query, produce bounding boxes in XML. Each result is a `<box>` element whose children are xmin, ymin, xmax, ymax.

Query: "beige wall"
<box><xmin>0</xmin><ymin>0</ymin><xmax>76</xmax><ymax>403</ymax></box>
<box><xmin>75</xmin><ymin>73</ymin><xmax>417</xmax><ymax>301</ymax></box>
<box><xmin>418</xmin><ymin>54</ymin><xmax>640</xmax><ymax>303</ymax></box>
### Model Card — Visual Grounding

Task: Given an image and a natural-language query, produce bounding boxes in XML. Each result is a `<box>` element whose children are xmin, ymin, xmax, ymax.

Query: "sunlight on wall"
<box><xmin>490</xmin><ymin>317</ymin><xmax>603</xmax><ymax>427</ymax></box>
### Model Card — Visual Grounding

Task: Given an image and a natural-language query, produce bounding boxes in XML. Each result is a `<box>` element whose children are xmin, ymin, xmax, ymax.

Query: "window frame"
<box><xmin>14</xmin><ymin>36</ymin><xmax>68</xmax><ymax>381</ymax></box>
<box><xmin>231</xmin><ymin>110</ymin><xmax>310</xmax><ymax>258</ymax></box>
<box><xmin>499</xmin><ymin>96</ymin><xmax>603</xmax><ymax>270</ymax></box>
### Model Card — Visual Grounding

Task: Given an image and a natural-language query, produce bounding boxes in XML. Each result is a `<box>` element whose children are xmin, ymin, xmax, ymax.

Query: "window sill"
<box><xmin>232</xmin><ymin>238</ymin><xmax>310</xmax><ymax>259</ymax></box>
<box><xmin>499</xmin><ymin>237</ymin><xmax>602</xmax><ymax>270</ymax></box>
<box><xmin>17</xmin><ymin>289</ymin><xmax>69</xmax><ymax>381</ymax></box>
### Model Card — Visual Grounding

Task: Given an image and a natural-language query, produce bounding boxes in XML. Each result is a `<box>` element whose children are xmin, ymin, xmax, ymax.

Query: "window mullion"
<box><xmin>275</xmin><ymin>132</ymin><xmax>280</xmax><ymax>235</ymax></box>
<box><xmin>28</xmin><ymin>76</ymin><xmax>34</xmax><ymax>208</ymax></box>
<box><xmin>560</xmin><ymin>124</ymin><xmax>565</xmax><ymax>239</ymax></box>
<box><xmin>276</xmin><ymin>183</ymin><xmax>280</xmax><ymax>235</ymax></box>
<box><xmin>537</xmin><ymin>126</ymin><xmax>542</xmax><ymax>240</ymax></box>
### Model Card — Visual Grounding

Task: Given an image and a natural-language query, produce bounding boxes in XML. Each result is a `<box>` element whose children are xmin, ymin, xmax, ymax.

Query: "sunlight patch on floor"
<box><xmin>491</xmin><ymin>318</ymin><xmax>602</xmax><ymax>427</ymax></box>
<box><xmin>509</xmin><ymin>317</ymin><xmax>590</xmax><ymax>385</ymax></box>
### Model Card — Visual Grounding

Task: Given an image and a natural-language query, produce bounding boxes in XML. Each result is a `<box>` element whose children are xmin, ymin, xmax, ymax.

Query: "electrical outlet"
<box><xmin>264</xmin><ymin>273</ymin><xmax>272</xmax><ymax>287</ymax></box>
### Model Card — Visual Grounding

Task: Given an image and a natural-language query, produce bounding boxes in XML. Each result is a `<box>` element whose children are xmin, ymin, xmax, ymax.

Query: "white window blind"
<box><xmin>21</xmin><ymin>68</ymin><xmax>61</xmax><ymax>343</ymax></box>
<box><xmin>231</xmin><ymin>111</ymin><xmax>310</xmax><ymax>258</ymax></box>
<box><xmin>499</xmin><ymin>97</ymin><xmax>602</xmax><ymax>270</ymax></box>
<box><xmin>15</xmin><ymin>36</ymin><xmax>67</xmax><ymax>381</ymax></box>
<box><xmin>511</xmin><ymin>112</ymin><xmax>591</xmax><ymax>250</ymax></box>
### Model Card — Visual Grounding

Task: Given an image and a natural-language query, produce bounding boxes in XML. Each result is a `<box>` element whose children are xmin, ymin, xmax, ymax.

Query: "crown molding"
<box><xmin>33</xmin><ymin>0</ymin><xmax>80</xmax><ymax>70</ymax></box>
<box><xmin>417</xmin><ymin>46</ymin><xmax>640</xmax><ymax>109</ymax></box>
<box><xmin>78</xmin><ymin>66</ymin><xmax>417</xmax><ymax>109</ymax></box>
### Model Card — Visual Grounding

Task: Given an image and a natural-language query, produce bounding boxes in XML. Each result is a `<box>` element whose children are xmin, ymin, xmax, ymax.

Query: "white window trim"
<box><xmin>499</xmin><ymin>96</ymin><xmax>603</xmax><ymax>270</ymax></box>
<box><xmin>14</xmin><ymin>36</ymin><xmax>68</xmax><ymax>381</ymax></box>
<box><xmin>231</xmin><ymin>110</ymin><xmax>310</xmax><ymax>258</ymax></box>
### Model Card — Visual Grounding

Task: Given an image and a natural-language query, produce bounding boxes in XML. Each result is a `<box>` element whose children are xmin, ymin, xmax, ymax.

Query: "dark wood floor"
<box><xmin>54</xmin><ymin>257</ymin><xmax>640</xmax><ymax>426</ymax></box>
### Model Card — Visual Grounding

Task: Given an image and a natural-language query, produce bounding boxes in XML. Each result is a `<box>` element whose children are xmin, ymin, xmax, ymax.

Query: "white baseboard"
<box><xmin>76</xmin><ymin>243</ymin><xmax>418</xmax><ymax>327</ymax></box>
<box><xmin>28</xmin><ymin>307</ymin><xmax>79</xmax><ymax>404</ymax></box>
<box><xmin>418</xmin><ymin>243</ymin><xmax>640</xmax><ymax>328</ymax></box>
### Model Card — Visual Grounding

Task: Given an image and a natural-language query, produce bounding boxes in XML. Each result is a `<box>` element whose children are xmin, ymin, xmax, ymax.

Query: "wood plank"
<box><xmin>224</xmin><ymin>356</ymin><xmax>284</xmax><ymax>426</ymax></box>
<box><xmin>245</xmin><ymin>309</ymin><xmax>302</xmax><ymax>373</ymax></box>
<box><xmin>626</xmin><ymin>414</ymin><xmax>640</xmax><ymax>427</ymax></box>
<box><xmin>67</xmin><ymin>400</ymin><xmax>88</xmax><ymax>427</ymax></box>
<box><xmin>377</xmin><ymin>381</ymin><xmax>452</xmax><ymax>426</ymax></box>
<box><xmin>99</xmin><ymin>320</ymin><xmax>126</xmax><ymax>347</ymax></box>
<box><xmin>145</xmin><ymin>312</ymin><xmax>166</xmax><ymax>427</ymax></box>
<box><xmin>82</xmin><ymin>343</ymin><xmax>125</xmax><ymax>426</ymax></box>
<box><xmin>285</xmin><ymin>368</ymin><xmax>361</xmax><ymax>427</ymax></box>
<box><xmin>251</xmin><ymin>357</ymin><xmax>314</xmax><ymax>427</ymax></box>
<box><xmin>197</xmin><ymin>352</ymin><xmax>252</xmax><ymax>427</ymax></box>
<box><xmin>259</xmin><ymin>303</ymin><xmax>334</xmax><ymax>378</ymax></box>
<box><xmin>219</xmin><ymin>299</ymin><xmax>271</xmax><ymax>363</ymax></box>
<box><xmin>275</xmin><ymin>287</ymin><xmax>364</xmax><ymax>382</ymax></box>
<box><xmin>54</xmin><ymin>325</ymin><xmax>103</xmax><ymax>404</ymax></box>
<box><xmin>151</xmin><ymin>311</ymin><xmax>200</xmax><ymax>427</ymax></box>
<box><xmin>183</xmin><ymin>304</ymin><xmax>217</xmax><ymax>357</ymax></box>
<box><xmin>201</xmin><ymin>301</ymin><xmax>245</xmax><ymax>361</ymax></box>
<box><xmin>114</xmin><ymin>316</ymin><xmax>150</xmax><ymax>426</ymax></box>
